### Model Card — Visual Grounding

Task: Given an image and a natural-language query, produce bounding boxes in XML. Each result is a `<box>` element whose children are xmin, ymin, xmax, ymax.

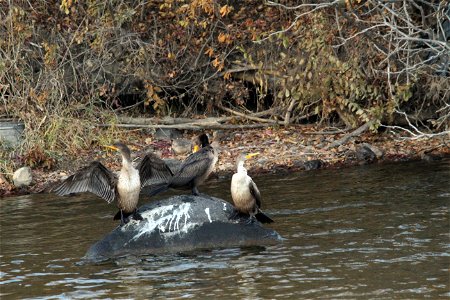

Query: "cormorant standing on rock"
<box><xmin>230</xmin><ymin>153</ymin><xmax>274</xmax><ymax>224</ymax></box>
<box><xmin>147</xmin><ymin>133</ymin><xmax>218</xmax><ymax>196</ymax></box>
<box><xmin>53</xmin><ymin>142</ymin><xmax>173</xmax><ymax>225</ymax></box>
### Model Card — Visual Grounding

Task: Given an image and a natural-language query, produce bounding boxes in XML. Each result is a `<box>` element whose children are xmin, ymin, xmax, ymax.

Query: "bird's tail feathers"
<box><xmin>255</xmin><ymin>211</ymin><xmax>274</xmax><ymax>224</ymax></box>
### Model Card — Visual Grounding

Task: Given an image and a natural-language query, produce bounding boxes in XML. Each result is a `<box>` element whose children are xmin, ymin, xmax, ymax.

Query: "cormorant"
<box><xmin>230</xmin><ymin>153</ymin><xmax>274</xmax><ymax>224</ymax></box>
<box><xmin>147</xmin><ymin>133</ymin><xmax>218</xmax><ymax>196</ymax></box>
<box><xmin>53</xmin><ymin>142</ymin><xmax>173</xmax><ymax>225</ymax></box>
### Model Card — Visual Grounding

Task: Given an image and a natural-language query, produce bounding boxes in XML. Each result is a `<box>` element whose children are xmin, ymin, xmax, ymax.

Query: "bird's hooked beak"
<box><xmin>245</xmin><ymin>152</ymin><xmax>259</xmax><ymax>159</ymax></box>
<box><xmin>193</xmin><ymin>145</ymin><xmax>200</xmax><ymax>153</ymax></box>
<box><xmin>104</xmin><ymin>145</ymin><xmax>119</xmax><ymax>152</ymax></box>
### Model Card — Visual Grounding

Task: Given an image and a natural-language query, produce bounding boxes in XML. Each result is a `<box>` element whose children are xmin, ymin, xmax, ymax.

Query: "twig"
<box><xmin>256</xmin><ymin>0</ymin><xmax>340</xmax><ymax>43</ymax></box>
<box><xmin>381</xmin><ymin>110</ymin><xmax>450</xmax><ymax>140</ymax></box>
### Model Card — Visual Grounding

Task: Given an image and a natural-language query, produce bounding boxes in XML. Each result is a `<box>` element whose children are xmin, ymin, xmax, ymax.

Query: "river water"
<box><xmin>1</xmin><ymin>159</ymin><xmax>449</xmax><ymax>299</ymax></box>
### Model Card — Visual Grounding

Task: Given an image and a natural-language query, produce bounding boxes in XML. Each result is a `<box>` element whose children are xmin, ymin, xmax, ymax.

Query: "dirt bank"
<box><xmin>1</xmin><ymin>125</ymin><xmax>448</xmax><ymax>197</ymax></box>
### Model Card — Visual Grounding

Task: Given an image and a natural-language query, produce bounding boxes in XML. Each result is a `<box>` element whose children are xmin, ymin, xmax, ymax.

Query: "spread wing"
<box><xmin>171</xmin><ymin>148</ymin><xmax>213</xmax><ymax>186</ymax></box>
<box><xmin>53</xmin><ymin>161</ymin><xmax>117</xmax><ymax>203</ymax></box>
<box><xmin>138</xmin><ymin>153</ymin><xmax>174</xmax><ymax>187</ymax></box>
<box><xmin>249</xmin><ymin>178</ymin><xmax>262</xmax><ymax>209</ymax></box>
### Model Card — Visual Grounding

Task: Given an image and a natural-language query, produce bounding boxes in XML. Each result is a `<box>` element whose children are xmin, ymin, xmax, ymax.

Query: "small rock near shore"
<box><xmin>13</xmin><ymin>167</ymin><xmax>33</xmax><ymax>188</ymax></box>
<box><xmin>155</xmin><ymin>128</ymin><xmax>182</xmax><ymax>140</ymax></box>
<box><xmin>304</xmin><ymin>159</ymin><xmax>323</xmax><ymax>170</ymax></box>
<box><xmin>171</xmin><ymin>138</ymin><xmax>192</xmax><ymax>155</ymax></box>
<box><xmin>361</xmin><ymin>143</ymin><xmax>384</xmax><ymax>159</ymax></box>
<box><xmin>292</xmin><ymin>159</ymin><xmax>323</xmax><ymax>170</ymax></box>
<box><xmin>356</xmin><ymin>144</ymin><xmax>377</xmax><ymax>164</ymax></box>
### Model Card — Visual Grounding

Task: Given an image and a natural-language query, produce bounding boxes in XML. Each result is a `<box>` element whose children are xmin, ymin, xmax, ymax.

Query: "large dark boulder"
<box><xmin>83</xmin><ymin>195</ymin><xmax>282</xmax><ymax>262</ymax></box>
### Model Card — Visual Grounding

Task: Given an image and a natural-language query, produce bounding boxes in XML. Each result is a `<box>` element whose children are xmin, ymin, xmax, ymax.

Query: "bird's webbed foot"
<box><xmin>132</xmin><ymin>210</ymin><xmax>144</xmax><ymax>221</ymax></box>
<box><xmin>191</xmin><ymin>187</ymin><xmax>200</xmax><ymax>196</ymax></box>
<box><xmin>245</xmin><ymin>215</ymin><xmax>257</xmax><ymax>225</ymax></box>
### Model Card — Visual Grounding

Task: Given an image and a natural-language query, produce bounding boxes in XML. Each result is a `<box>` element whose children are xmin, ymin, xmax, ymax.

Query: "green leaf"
<box><xmin>282</xmin><ymin>37</ymin><xmax>289</xmax><ymax>49</ymax></box>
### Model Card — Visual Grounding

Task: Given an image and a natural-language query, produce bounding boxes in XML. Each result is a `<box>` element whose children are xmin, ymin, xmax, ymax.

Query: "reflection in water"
<box><xmin>0</xmin><ymin>159</ymin><xmax>449</xmax><ymax>299</ymax></box>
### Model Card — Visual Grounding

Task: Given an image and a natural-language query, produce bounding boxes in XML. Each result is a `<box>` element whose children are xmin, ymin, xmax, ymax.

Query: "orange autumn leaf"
<box><xmin>219</xmin><ymin>5</ymin><xmax>232</xmax><ymax>17</ymax></box>
<box><xmin>212</xmin><ymin>57</ymin><xmax>224</xmax><ymax>71</ymax></box>
<box><xmin>204</xmin><ymin>47</ymin><xmax>214</xmax><ymax>57</ymax></box>
<box><xmin>218</xmin><ymin>33</ymin><xmax>232</xmax><ymax>44</ymax></box>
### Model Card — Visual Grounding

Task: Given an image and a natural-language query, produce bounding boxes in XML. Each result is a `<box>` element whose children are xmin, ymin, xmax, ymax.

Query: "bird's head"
<box><xmin>197</xmin><ymin>133</ymin><xmax>210</xmax><ymax>148</ymax></box>
<box><xmin>105</xmin><ymin>142</ymin><xmax>132</xmax><ymax>162</ymax></box>
<box><xmin>245</xmin><ymin>152</ymin><xmax>259</xmax><ymax>160</ymax></box>
<box><xmin>236</xmin><ymin>152</ymin><xmax>259</xmax><ymax>170</ymax></box>
<box><xmin>192</xmin><ymin>133</ymin><xmax>210</xmax><ymax>152</ymax></box>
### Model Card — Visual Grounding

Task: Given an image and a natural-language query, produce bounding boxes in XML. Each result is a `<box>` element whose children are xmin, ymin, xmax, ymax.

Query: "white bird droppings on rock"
<box><xmin>205</xmin><ymin>207</ymin><xmax>212</xmax><ymax>223</ymax></box>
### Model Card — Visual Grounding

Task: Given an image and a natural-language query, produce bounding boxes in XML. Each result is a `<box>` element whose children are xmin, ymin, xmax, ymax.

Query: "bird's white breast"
<box><xmin>231</xmin><ymin>172</ymin><xmax>253</xmax><ymax>205</ymax></box>
<box><xmin>117</xmin><ymin>166</ymin><xmax>141</xmax><ymax>212</ymax></box>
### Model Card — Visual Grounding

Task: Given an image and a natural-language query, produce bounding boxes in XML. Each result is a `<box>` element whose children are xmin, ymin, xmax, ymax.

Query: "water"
<box><xmin>1</xmin><ymin>159</ymin><xmax>449</xmax><ymax>299</ymax></box>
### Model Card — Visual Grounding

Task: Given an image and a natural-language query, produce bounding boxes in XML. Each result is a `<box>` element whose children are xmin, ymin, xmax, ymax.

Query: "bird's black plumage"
<box><xmin>146</xmin><ymin>133</ymin><xmax>218</xmax><ymax>196</ymax></box>
<box><xmin>53</xmin><ymin>142</ymin><xmax>172</xmax><ymax>225</ymax></box>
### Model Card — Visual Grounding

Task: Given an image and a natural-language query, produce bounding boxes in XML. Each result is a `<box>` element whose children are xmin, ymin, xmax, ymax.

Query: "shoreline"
<box><xmin>1</xmin><ymin>125</ymin><xmax>449</xmax><ymax>197</ymax></box>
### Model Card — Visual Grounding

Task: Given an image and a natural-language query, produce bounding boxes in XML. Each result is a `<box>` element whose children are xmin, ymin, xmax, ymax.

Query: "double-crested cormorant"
<box><xmin>230</xmin><ymin>153</ymin><xmax>274</xmax><ymax>224</ymax></box>
<box><xmin>53</xmin><ymin>142</ymin><xmax>173</xmax><ymax>225</ymax></box>
<box><xmin>147</xmin><ymin>133</ymin><xmax>218</xmax><ymax>196</ymax></box>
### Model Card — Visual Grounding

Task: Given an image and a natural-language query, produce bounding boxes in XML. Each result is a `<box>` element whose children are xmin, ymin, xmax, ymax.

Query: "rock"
<box><xmin>83</xmin><ymin>195</ymin><xmax>282</xmax><ymax>262</ymax></box>
<box><xmin>13</xmin><ymin>167</ymin><xmax>32</xmax><ymax>187</ymax></box>
<box><xmin>356</xmin><ymin>144</ymin><xmax>377</xmax><ymax>164</ymax></box>
<box><xmin>292</xmin><ymin>160</ymin><xmax>305</xmax><ymax>168</ymax></box>
<box><xmin>292</xmin><ymin>159</ymin><xmax>323</xmax><ymax>170</ymax></box>
<box><xmin>361</xmin><ymin>143</ymin><xmax>383</xmax><ymax>159</ymax></box>
<box><xmin>171</xmin><ymin>138</ymin><xmax>192</xmax><ymax>155</ymax></box>
<box><xmin>155</xmin><ymin>128</ymin><xmax>182</xmax><ymax>140</ymax></box>
<box><xmin>421</xmin><ymin>152</ymin><xmax>442</xmax><ymax>162</ymax></box>
<box><xmin>303</xmin><ymin>159</ymin><xmax>323</xmax><ymax>170</ymax></box>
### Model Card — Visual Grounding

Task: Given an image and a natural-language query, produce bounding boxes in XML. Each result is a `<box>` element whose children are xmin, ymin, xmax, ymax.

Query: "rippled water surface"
<box><xmin>1</xmin><ymin>159</ymin><xmax>449</xmax><ymax>299</ymax></box>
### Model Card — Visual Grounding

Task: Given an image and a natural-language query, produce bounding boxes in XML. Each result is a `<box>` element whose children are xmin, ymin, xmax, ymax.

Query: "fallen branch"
<box><xmin>117</xmin><ymin>116</ymin><xmax>232</xmax><ymax>125</ymax></box>
<box><xmin>324</xmin><ymin>121</ymin><xmax>373</xmax><ymax>149</ymax></box>
<box><xmin>380</xmin><ymin>110</ymin><xmax>450</xmax><ymax>140</ymax></box>
<box><xmin>284</xmin><ymin>99</ymin><xmax>297</xmax><ymax>125</ymax></box>
<box><xmin>118</xmin><ymin>107</ymin><xmax>280</xmax><ymax>126</ymax></box>
<box><xmin>215</xmin><ymin>104</ymin><xmax>279</xmax><ymax>124</ymax></box>
<box><xmin>98</xmin><ymin>122</ymin><xmax>273</xmax><ymax>130</ymax></box>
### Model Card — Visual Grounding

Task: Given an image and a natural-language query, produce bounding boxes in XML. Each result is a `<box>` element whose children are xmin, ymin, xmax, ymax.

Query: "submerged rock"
<box><xmin>13</xmin><ymin>166</ymin><xmax>32</xmax><ymax>187</ymax></box>
<box><xmin>84</xmin><ymin>195</ymin><xmax>282</xmax><ymax>262</ymax></box>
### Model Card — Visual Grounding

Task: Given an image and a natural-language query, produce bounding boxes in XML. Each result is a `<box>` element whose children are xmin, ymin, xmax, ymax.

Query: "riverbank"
<box><xmin>1</xmin><ymin>125</ymin><xmax>448</xmax><ymax>197</ymax></box>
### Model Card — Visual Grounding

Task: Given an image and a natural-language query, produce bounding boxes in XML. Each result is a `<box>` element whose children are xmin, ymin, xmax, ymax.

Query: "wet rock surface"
<box><xmin>84</xmin><ymin>195</ymin><xmax>281</xmax><ymax>262</ymax></box>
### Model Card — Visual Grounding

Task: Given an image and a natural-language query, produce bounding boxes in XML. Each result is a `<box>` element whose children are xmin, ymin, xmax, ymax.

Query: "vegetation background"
<box><xmin>1</xmin><ymin>0</ymin><xmax>449</xmax><ymax>177</ymax></box>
